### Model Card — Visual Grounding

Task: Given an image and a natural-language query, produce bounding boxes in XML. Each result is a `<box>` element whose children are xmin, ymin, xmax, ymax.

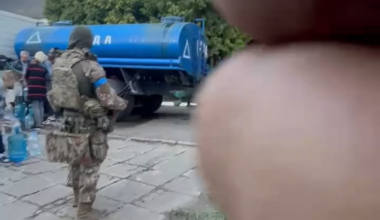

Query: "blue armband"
<box><xmin>93</xmin><ymin>77</ymin><xmax>107</xmax><ymax>89</ymax></box>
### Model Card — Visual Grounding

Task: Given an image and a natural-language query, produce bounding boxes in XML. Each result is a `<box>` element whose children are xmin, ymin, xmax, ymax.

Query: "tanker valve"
<box><xmin>171</xmin><ymin>90</ymin><xmax>187</xmax><ymax>107</ymax></box>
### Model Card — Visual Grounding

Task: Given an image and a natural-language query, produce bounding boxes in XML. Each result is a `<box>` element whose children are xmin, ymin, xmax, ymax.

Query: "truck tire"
<box><xmin>107</xmin><ymin>78</ymin><xmax>135</xmax><ymax>121</ymax></box>
<box><xmin>133</xmin><ymin>95</ymin><xmax>163</xmax><ymax>115</ymax></box>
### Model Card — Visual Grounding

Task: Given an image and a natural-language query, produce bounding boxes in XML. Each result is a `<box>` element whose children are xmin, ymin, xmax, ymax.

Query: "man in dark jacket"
<box><xmin>11</xmin><ymin>51</ymin><xmax>30</xmax><ymax>75</ymax></box>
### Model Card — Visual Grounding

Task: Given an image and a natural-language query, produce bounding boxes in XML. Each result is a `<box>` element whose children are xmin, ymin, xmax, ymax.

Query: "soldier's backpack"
<box><xmin>47</xmin><ymin>52</ymin><xmax>84</xmax><ymax>112</ymax></box>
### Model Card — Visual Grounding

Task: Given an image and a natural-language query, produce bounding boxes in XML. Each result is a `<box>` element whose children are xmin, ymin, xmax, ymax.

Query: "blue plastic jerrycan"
<box><xmin>8</xmin><ymin>127</ymin><xmax>28</xmax><ymax>163</ymax></box>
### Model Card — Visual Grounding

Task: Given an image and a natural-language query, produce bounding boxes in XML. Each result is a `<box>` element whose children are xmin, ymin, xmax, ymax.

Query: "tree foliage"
<box><xmin>44</xmin><ymin>0</ymin><xmax>249</xmax><ymax>66</ymax></box>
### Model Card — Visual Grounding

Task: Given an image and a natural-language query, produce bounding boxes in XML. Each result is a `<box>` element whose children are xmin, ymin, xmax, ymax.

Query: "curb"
<box><xmin>129</xmin><ymin>137</ymin><xmax>197</xmax><ymax>147</ymax></box>
<box><xmin>108</xmin><ymin>134</ymin><xmax>128</xmax><ymax>140</ymax></box>
<box><xmin>162</xmin><ymin>101</ymin><xmax>197</xmax><ymax>107</ymax></box>
<box><xmin>37</xmin><ymin>130</ymin><xmax>197</xmax><ymax>147</ymax></box>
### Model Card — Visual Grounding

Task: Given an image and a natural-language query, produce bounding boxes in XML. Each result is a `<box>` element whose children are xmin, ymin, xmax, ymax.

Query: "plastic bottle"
<box><xmin>3</xmin><ymin>107</ymin><xmax>15</xmax><ymax>121</ymax></box>
<box><xmin>8</xmin><ymin>126</ymin><xmax>28</xmax><ymax>163</ymax></box>
<box><xmin>0</xmin><ymin>98</ymin><xmax>5</xmax><ymax>119</ymax></box>
<box><xmin>14</xmin><ymin>81</ymin><xmax>26</xmax><ymax>123</ymax></box>
<box><xmin>2</xmin><ymin>108</ymin><xmax>21</xmax><ymax>150</ymax></box>
<box><xmin>28</xmin><ymin>131</ymin><xmax>41</xmax><ymax>156</ymax></box>
<box><xmin>25</xmin><ymin>104</ymin><xmax>35</xmax><ymax>130</ymax></box>
<box><xmin>14</xmin><ymin>102</ymin><xmax>26</xmax><ymax>118</ymax></box>
<box><xmin>23</xmin><ymin>87</ymin><xmax>28</xmax><ymax>102</ymax></box>
<box><xmin>14</xmin><ymin>101</ymin><xmax>26</xmax><ymax>130</ymax></box>
<box><xmin>14</xmin><ymin>104</ymin><xmax>26</xmax><ymax>129</ymax></box>
<box><xmin>13</xmin><ymin>82</ymin><xmax>23</xmax><ymax>97</ymax></box>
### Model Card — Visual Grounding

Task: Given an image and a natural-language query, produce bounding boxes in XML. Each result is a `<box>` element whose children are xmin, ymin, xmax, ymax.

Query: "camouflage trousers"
<box><xmin>66</xmin><ymin>130</ymin><xmax>109</xmax><ymax>204</ymax></box>
<box><xmin>68</xmin><ymin>162</ymin><xmax>101</xmax><ymax>203</ymax></box>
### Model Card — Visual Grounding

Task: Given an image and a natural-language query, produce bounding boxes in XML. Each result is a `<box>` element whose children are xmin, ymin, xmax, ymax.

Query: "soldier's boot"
<box><xmin>77</xmin><ymin>203</ymin><xmax>106</xmax><ymax>220</ymax></box>
<box><xmin>73</xmin><ymin>187</ymin><xmax>79</xmax><ymax>208</ymax></box>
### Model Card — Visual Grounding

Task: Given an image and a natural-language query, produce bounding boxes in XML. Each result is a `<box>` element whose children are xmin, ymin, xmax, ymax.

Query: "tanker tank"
<box><xmin>15</xmin><ymin>17</ymin><xmax>208</xmax><ymax>77</ymax></box>
<box><xmin>14</xmin><ymin>17</ymin><xmax>209</xmax><ymax>119</ymax></box>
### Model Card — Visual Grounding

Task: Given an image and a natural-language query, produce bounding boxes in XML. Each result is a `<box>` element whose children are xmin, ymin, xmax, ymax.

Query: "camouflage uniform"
<box><xmin>56</xmin><ymin>27</ymin><xmax>126</xmax><ymax>219</ymax></box>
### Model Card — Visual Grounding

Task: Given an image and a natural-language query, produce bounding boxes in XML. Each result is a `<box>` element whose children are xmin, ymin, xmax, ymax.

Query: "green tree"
<box><xmin>44</xmin><ymin>0</ymin><xmax>249</xmax><ymax>66</ymax></box>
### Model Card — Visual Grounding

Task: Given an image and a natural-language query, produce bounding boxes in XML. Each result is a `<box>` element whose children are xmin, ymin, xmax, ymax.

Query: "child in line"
<box><xmin>0</xmin><ymin>70</ymin><xmax>20</xmax><ymax>162</ymax></box>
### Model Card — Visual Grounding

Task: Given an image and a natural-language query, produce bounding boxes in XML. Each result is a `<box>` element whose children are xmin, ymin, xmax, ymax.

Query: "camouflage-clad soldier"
<box><xmin>47</xmin><ymin>26</ymin><xmax>126</xmax><ymax>220</ymax></box>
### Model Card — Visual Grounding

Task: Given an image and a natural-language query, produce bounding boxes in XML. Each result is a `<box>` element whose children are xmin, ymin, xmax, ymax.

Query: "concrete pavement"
<box><xmin>0</xmin><ymin>135</ymin><xmax>204</xmax><ymax>220</ymax></box>
<box><xmin>113</xmin><ymin>106</ymin><xmax>194</xmax><ymax>143</ymax></box>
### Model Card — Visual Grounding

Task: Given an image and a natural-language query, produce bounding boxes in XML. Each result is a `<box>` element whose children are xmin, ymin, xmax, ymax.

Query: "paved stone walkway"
<box><xmin>0</xmin><ymin>136</ymin><xmax>203</xmax><ymax>220</ymax></box>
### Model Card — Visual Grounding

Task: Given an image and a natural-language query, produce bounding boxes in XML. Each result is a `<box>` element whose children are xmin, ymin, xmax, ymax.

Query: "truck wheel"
<box><xmin>133</xmin><ymin>95</ymin><xmax>163</xmax><ymax>115</ymax></box>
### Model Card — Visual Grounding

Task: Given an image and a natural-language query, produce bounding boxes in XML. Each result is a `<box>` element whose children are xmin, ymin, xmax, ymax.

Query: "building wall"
<box><xmin>0</xmin><ymin>11</ymin><xmax>37</xmax><ymax>58</ymax></box>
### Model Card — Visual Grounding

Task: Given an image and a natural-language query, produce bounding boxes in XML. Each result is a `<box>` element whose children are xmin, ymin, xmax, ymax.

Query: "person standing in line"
<box><xmin>24</xmin><ymin>51</ymin><xmax>48</xmax><ymax>129</ymax></box>
<box><xmin>40</xmin><ymin>55</ymin><xmax>53</xmax><ymax>76</ymax></box>
<box><xmin>41</xmin><ymin>53</ymin><xmax>54</xmax><ymax>122</ymax></box>
<box><xmin>0</xmin><ymin>95</ymin><xmax>7</xmax><ymax>162</ymax></box>
<box><xmin>11</xmin><ymin>51</ymin><xmax>30</xmax><ymax>75</ymax></box>
<box><xmin>0</xmin><ymin>70</ymin><xmax>18</xmax><ymax>163</ymax></box>
<box><xmin>43</xmin><ymin>50</ymin><xmax>63</xmax><ymax>125</ymax></box>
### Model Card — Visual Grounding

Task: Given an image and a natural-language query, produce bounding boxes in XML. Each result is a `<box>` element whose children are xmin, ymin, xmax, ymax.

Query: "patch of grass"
<box><xmin>167</xmin><ymin>210</ymin><xmax>227</xmax><ymax>220</ymax></box>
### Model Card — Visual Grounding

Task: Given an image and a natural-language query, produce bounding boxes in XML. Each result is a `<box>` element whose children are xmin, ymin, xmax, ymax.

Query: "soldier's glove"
<box><xmin>82</xmin><ymin>98</ymin><xmax>107</xmax><ymax>119</ymax></box>
<box><xmin>104</xmin><ymin>111</ymin><xmax>119</xmax><ymax>133</ymax></box>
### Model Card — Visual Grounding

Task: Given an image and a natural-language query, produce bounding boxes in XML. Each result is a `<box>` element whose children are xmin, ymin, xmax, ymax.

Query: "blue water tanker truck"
<box><xmin>14</xmin><ymin>16</ymin><xmax>208</xmax><ymax>120</ymax></box>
